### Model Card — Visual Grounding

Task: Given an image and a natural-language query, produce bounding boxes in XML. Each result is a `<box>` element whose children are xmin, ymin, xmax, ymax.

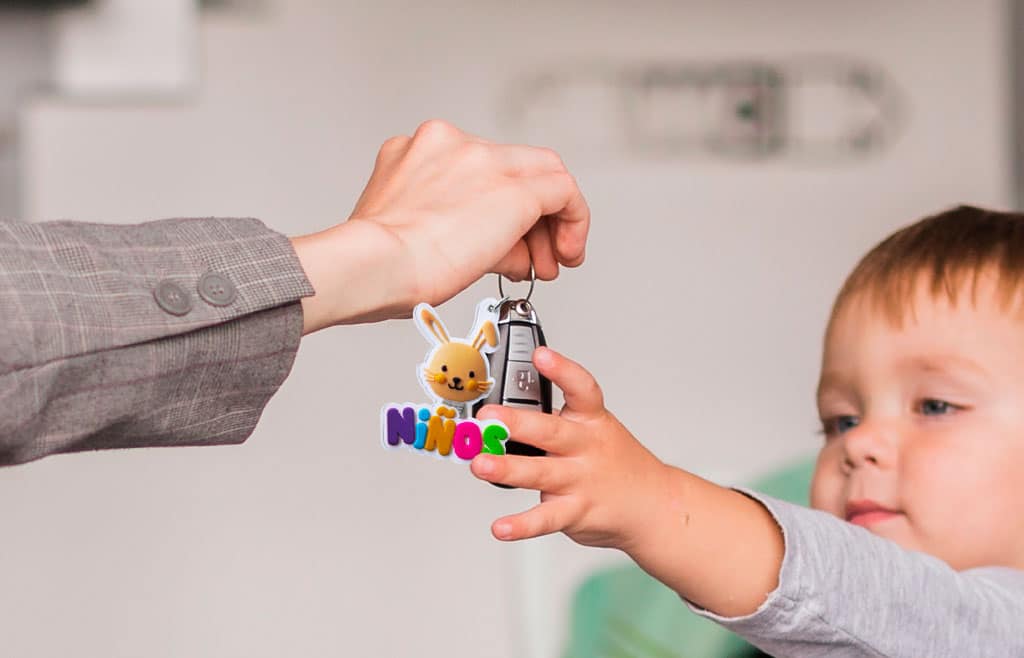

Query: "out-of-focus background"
<box><xmin>0</xmin><ymin>1</ymin><xmax>1017</xmax><ymax>656</ymax></box>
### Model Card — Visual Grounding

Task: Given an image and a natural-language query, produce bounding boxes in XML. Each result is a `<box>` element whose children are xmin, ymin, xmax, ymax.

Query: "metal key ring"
<box><xmin>497</xmin><ymin>263</ymin><xmax>535</xmax><ymax>302</ymax></box>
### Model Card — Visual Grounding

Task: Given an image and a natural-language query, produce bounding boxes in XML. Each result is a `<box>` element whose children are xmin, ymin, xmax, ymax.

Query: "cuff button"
<box><xmin>154</xmin><ymin>280</ymin><xmax>193</xmax><ymax>316</ymax></box>
<box><xmin>198</xmin><ymin>271</ymin><xmax>238</xmax><ymax>307</ymax></box>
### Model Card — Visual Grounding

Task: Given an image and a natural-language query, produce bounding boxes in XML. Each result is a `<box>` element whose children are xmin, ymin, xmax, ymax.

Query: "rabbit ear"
<box><xmin>416</xmin><ymin>304</ymin><xmax>451</xmax><ymax>345</ymax></box>
<box><xmin>472</xmin><ymin>321</ymin><xmax>498</xmax><ymax>351</ymax></box>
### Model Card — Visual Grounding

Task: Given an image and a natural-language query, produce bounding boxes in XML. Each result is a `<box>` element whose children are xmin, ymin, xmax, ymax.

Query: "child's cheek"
<box><xmin>809</xmin><ymin>448</ymin><xmax>844</xmax><ymax>515</ymax></box>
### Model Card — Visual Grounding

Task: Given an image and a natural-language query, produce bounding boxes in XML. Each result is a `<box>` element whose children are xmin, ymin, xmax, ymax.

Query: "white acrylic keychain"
<box><xmin>380</xmin><ymin>267</ymin><xmax>553</xmax><ymax>471</ymax></box>
<box><xmin>380</xmin><ymin>296</ymin><xmax>511</xmax><ymax>462</ymax></box>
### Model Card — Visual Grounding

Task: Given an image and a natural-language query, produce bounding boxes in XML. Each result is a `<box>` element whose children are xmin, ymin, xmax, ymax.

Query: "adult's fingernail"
<box><xmin>494</xmin><ymin>522</ymin><xmax>512</xmax><ymax>539</ymax></box>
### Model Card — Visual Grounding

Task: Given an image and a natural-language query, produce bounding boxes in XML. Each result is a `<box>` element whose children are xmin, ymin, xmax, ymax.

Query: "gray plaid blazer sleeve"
<box><xmin>0</xmin><ymin>216</ymin><xmax>316</xmax><ymax>466</ymax></box>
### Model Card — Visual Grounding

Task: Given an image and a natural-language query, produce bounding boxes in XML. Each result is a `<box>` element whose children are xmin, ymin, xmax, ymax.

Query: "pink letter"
<box><xmin>452</xmin><ymin>422</ymin><xmax>483</xmax><ymax>460</ymax></box>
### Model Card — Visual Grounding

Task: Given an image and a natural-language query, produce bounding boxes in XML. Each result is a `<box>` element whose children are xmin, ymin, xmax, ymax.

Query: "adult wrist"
<box><xmin>291</xmin><ymin>219</ymin><xmax>411</xmax><ymax>332</ymax></box>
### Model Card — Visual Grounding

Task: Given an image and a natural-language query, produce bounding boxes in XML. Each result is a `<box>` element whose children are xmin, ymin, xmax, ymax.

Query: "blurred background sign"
<box><xmin>501</xmin><ymin>56</ymin><xmax>903</xmax><ymax>161</ymax></box>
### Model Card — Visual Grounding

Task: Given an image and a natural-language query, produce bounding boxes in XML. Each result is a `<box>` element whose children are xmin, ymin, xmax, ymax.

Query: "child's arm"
<box><xmin>471</xmin><ymin>347</ymin><xmax>1024</xmax><ymax>656</ymax></box>
<box><xmin>470</xmin><ymin>346</ymin><xmax>783</xmax><ymax>617</ymax></box>
<box><xmin>685</xmin><ymin>488</ymin><xmax>1024</xmax><ymax>656</ymax></box>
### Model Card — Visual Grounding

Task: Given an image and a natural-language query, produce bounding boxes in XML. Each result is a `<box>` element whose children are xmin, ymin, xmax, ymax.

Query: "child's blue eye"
<box><xmin>919</xmin><ymin>399</ymin><xmax>955</xmax><ymax>415</ymax></box>
<box><xmin>822</xmin><ymin>415</ymin><xmax>859</xmax><ymax>437</ymax></box>
<box><xmin>838</xmin><ymin>416</ymin><xmax>859</xmax><ymax>432</ymax></box>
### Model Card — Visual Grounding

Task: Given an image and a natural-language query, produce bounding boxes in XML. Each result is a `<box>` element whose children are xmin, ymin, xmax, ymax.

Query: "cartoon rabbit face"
<box><xmin>415</xmin><ymin>301</ymin><xmax>498</xmax><ymax>405</ymax></box>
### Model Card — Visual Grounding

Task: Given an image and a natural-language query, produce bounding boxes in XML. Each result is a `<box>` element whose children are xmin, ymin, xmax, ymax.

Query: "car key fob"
<box><xmin>472</xmin><ymin>298</ymin><xmax>552</xmax><ymax>488</ymax></box>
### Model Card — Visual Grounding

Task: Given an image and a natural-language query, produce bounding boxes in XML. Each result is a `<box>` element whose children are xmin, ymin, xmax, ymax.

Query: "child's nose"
<box><xmin>842</xmin><ymin>422</ymin><xmax>895</xmax><ymax>469</ymax></box>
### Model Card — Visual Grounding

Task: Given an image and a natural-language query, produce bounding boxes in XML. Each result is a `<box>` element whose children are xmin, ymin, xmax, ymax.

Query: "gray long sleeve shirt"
<box><xmin>687</xmin><ymin>488</ymin><xmax>1024</xmax><ymax>657</ymax></box>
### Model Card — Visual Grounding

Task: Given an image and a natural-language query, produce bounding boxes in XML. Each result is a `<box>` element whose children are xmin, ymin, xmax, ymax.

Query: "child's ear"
<box><xmin>472</xmin><ymin>321</ymin><xmax>498</xmax><ymax>351</ymax></box>
<box><xmin>418</xmin><ymin>306</ymin><xmax>451</xmax><ymax>345</ymax></box>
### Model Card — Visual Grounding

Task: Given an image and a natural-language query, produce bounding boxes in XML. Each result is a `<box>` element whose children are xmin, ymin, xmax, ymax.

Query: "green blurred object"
<box><xmin>561</xmin><ymin>457</ymin><xmax>816</xmax><ymax>658</ymax></box>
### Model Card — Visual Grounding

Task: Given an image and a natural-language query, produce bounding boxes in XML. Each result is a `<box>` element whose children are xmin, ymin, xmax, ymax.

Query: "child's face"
<box><xmin>811</xmin><ymin>274</ymin><xmax>1024</xmax><ymax>570</ymax></box>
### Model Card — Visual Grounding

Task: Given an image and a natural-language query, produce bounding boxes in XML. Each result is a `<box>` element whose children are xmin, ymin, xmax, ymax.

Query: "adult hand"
<box><xmin>292</xmin><ymin>119</ymin><xmax>590</xmax><ymax>332</ymax></box>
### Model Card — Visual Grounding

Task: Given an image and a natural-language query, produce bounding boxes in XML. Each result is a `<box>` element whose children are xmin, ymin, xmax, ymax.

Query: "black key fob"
<box><xmin>472</xmin><ymin>298</ymin><xmax>552</xmax><ymax>488</ymax></box>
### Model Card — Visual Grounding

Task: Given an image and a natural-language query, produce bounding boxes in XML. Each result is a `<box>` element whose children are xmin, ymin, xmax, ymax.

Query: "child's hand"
<box><xmin>470</xmin><ymin>346</ymin><xmax>670</xmax><ymax>553</ymax></box>
<box><xmin>472</xmin><ymin>347</ymin><xmax>784</xmax><ymax>617</ymax></box>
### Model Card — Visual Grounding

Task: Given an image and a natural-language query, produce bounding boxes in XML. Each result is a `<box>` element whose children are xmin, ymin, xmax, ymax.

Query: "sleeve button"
<box><xmin>197</xmin><ymin>271</ymin><xmax>238</xmax><ymax>307</ymax></box>
<box><xmin>153</xmin><ymin>280</ymin><xmax>193</xmax><ymax>316</ymax></box>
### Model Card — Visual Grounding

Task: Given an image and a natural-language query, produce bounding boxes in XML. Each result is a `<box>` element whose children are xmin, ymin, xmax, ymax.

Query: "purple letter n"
<box><xmin>385</xmin><ymin>406</ymin><xmax>417</xmax><ymax>446</ymax></box>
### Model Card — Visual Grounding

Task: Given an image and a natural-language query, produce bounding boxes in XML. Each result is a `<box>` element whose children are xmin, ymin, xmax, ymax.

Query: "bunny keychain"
<box><xmin>380</xmin><ymin>297</ymin><xmax>512</xmax><ymax>462</ymax></box>
<box><xmin>415</xmin><ymin>299</ymin><xmax>500</xmax><ymax>419</ymax></box>
<box><xmin>379</xmin><ymin>266</ymin><xmax>553</xmax><ymax>476</ymax></box>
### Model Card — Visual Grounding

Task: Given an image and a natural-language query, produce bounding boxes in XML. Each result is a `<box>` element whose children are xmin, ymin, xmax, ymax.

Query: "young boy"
<box><xmin>470</xmin><ymin>205</ymin><xmax>1024</xmax><ymax>656</ymax></box>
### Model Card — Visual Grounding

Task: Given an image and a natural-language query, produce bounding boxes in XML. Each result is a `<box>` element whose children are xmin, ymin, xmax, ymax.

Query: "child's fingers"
<box><xmin>470</xmin><ymin>453</ymin><xmax>576</xmax><ymax>491</ymax></box>
<box><xmin>490</xmin><ymin>497</ymin><xmax>581</xmax><ymax>541</ymax></box>
<box><xmin>475</xmin><ymin>404</ymin><xmax>581</xmax><ymax>455</ymax></box>
<box><xmin>532</xmin><ymin>347</ymin><xmax>605</xmax><ymax>415</ymax></box>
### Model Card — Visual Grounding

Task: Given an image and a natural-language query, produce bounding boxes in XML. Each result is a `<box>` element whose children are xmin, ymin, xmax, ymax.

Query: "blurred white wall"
<box><xmin>0</xmin><ymin>11</ymin><xmax>48</xmax><ymax>218</ymax></box>
<box><xmin>1</xmin><ymin>1</ymin><xmax>1011</xmax><ymax>657</ymax></box>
